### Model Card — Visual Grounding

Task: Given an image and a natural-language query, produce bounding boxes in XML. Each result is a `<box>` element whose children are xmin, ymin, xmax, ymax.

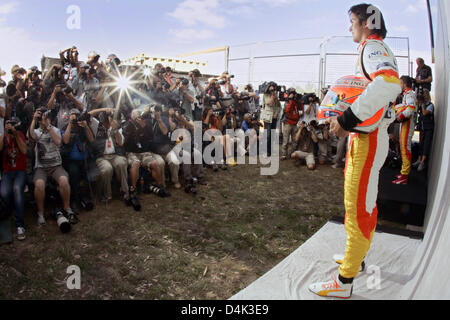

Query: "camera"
<box><xmin>37</xmin><ymin>108</ymin><xmax>51</xmax><ymax>121</ymax></box>
<box><xmin>179</xmin><ymin>78</ymin><xmax>189</xmax><ymax>86</ymax></box>
<box><xmin>51</xmin><ymin>209</ymin><xmax>71</xmax><ymax>234</ymax></box>
<box><xmin>6</xmin><ymin>118</ymin><xmax>21</xmax><ymax>134</ymax></box>
<box><xmin>259</xmin><ymin>81</ymin><xmax>279</xmax><ymax>94</ymax></box>
<box><xmin>238</xmin><ymin>91</ymin><xmax>251</xmax><ymax>101</ymax></box>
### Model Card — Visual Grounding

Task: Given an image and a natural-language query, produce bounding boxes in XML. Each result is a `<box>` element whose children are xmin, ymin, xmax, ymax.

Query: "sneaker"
<box><xmin>281</xmin><ymin>156</ymin><xmax>287</xmax><ymax>161</ymax></box>
<box><xmin>37</xmin><ymin>214</ymin><xmax>46</xmax><ymax>226</ymax></box>
<box><xmin>174</xmin><ymin>183</ymin><xmax>182</xmax><ymax>189</ymax></box>
<box><xmin>124</xmin><ymin>193</ymin><xmax>132</xmax><ymax>206</ymax></box>
<box><xmin>309</xmin><ymin>274</ymin><xmax>353</xmax><ymax>299</ymax></box>
<box><xmin>393</xmin><ymin>175</ymin><xmax>409</xmax><ymax>185</ymax></box>
<box><xmin>332</xmin><ymin>163</ymin><xmax>344</xmax><ymax>169</ymax></box>
<box><xmin>412</xmin><ymin>159</ymin><xmax>422</xmax><ymax>168</ymax></box>
<box><xmin>417</xmin><ymin>162</ymin><xmax>426</xmax><ymax>172</ymax></box>
<box><xmin>333</xmin><ymin>254</ymin><xmax>365</xmax><ymax>272</ymax></box>
<box><xmin>17</xmin><ymin>227</ymin><xmax>26</xmax><ymax>241</ymax></box>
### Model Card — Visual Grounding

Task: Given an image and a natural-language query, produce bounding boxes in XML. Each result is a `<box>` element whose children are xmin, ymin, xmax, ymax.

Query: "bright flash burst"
<box><xmin>101</xmin><ymin>66</ymin><xmax>151</xmax><ymax>116</ymax></box>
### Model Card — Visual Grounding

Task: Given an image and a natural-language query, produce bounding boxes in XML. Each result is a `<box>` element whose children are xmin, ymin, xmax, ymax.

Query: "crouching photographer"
<box><xmin>291</xmin><ymin>121</ymin><xmax>319</xmax><ymax>170</ymax></box>
<box><xmin>61</xmin><ymin>109</ymin><xmax>97</xmax><ymax>215</ymax></box>
<box><xmin>0</xmin><ymin>118</ymin><xmax>28</xmax><ymax>240</ymax></box>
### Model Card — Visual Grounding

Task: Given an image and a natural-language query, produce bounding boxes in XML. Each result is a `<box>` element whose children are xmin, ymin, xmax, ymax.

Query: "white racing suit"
<box><xmin>395</xmin><ymin>88</ymin><xmax>417</xmax><ymax>176</ymax></box>
<box><xmin>336</xmin><ymin>34</ymin><xmax>402</xmax><ymax>279</ymax></box>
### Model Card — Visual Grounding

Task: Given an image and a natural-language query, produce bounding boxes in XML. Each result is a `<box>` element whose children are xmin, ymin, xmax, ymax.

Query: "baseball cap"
<box><xmin>0</xmin><ymin>67</ymin><xmax>6</xmax><ymax>76</ymax></box>
<box><xmin>11</xmin><ymin>65</ymin><xmax>26</xmax><ymax>75</ymax></box>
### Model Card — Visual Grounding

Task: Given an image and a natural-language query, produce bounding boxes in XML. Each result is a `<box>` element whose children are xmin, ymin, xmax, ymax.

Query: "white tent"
<box><xmin>232</xmin><ymin>0</ymin><xmax>450</xmax><ymax>300</ymax></box>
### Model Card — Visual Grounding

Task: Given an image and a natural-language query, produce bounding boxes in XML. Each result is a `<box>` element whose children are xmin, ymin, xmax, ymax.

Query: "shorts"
<box><xmin>293</xmin><ymin>151</ymin><xmax>315</xmax><ymax>166</ymax></box>
<box><xmin>127</xmin><ymin>152</ymin><xmax>158</xmax><ymax>168</ymax></box>
<box><xmin>33</xmin><ymin>166</ymin><xmax>69</xmax><ymax>184</ymax></box>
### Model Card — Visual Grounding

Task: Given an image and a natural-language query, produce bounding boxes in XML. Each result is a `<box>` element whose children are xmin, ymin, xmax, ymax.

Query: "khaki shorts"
<box><xmin>127</xmin><ymin>152</ymin><xmax>158</xmax><ymax>168</ymax></box>
<box><xmin>33</xmin><ymin>166</ymin><xmax>69</xmax><ymax>184</ymax></box>
<box><xmin>293</xmin><ymin>151</ymin><xmax>315</xmax><ymax>166</ymax></box>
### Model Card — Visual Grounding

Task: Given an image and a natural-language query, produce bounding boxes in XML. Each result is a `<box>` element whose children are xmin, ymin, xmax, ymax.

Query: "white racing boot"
<box><xmin>309</xmin><ymin>274</ymin><xmax>353</xmax><ymax>299</ymax></box>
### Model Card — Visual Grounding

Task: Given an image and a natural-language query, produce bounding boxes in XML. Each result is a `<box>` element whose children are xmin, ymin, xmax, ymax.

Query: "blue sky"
<box><xmin>0</xmin><ymin>0</ymin><xmax>437</xmax><ymax>81</ymax></box>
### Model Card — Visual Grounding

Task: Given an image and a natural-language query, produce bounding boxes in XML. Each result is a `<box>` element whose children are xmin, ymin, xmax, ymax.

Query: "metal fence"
<box><xmin>225</xmin><ymin>36</ymin><xmax>410</xmax><ymax>94</ymax></box>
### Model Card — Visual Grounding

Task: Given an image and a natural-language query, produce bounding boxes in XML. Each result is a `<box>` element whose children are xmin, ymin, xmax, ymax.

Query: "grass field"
<box><xmin>0</xmin><ymin>159</ymin><xmax>347</xmax><ymax>300</ymax></box>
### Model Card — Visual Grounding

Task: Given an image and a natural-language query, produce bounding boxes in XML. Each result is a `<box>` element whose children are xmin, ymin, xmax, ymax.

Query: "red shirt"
<box><xmin>284</xmin><ymin>100</ymin><xmax>302</xmax><ymax>126</ymax></box>
<box><xmin>2</xmin><ymin>132</ymin><xmax>27</xmax><ymax>172</ymax></box>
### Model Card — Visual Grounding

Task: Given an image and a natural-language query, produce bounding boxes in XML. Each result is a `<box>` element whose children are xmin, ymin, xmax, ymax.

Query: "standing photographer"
<box><xmin>0</xmin><ymin>67</ymin><xmax>6</xmax><ymax>138</ymax></box>
<box><xmin>218</xmin><ymin>72</ymin><xmax>235</xmax><ymax>109</ymax></box>
<box><xmin>189</xmin><ymin>69</ymin><xmax>205</xmax><ymax>122</ymax></box>
<box><xmin>177</xmin><ymin>77</ymin><xmax>195</xmax><ymax>123</ymax></box>
<box><xmin>72</xmin><ymin>64</ymin><xmax>100</xmax><ymax>112</ymax></box>
<box><xmin>260</xmin><ymin>82</ymin><xmax>281</xmax><ymax>157</ymax></box>
<box><xmin>244</xmin><ymin>84</ymin><xmax>260</xmax><ymax>115</ymax></box>
<box><xmin>59</xmin><ymin>46</ymin><xmax>79</xmax><ymax>88</ymax></box>
<box><xmin>29</xmin><ymin>108</ymin><xmax>75</xmax><ymax>226</ymax></box>
<box><xmin>61</xmin><ymin>109</ymin><xmax>96</xmax><ymax>215</ymax></box>
<box><xmin>0</xmin><ymin>118</ymin><xmax>28</xmax><ymax>240</ymax></box>
<box><xmin>281</xmin><ymin>88</ymin><xmax>302</xmax><ymax>160</ymax></box>
<box><xmin>221</xmin><ymin>106</ymin><xmax>238</xmax><ymax>167</ymax></box>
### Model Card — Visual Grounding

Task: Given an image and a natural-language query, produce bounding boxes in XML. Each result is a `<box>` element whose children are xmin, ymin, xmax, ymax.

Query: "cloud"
<box><xmin>0</xmin><ymin>1</ymin><xmax>18</xmax><ymax>15</ymax></box>
<box><xmin>169</xmin><ymin>28</ymin><xmax>215</xmax><ymax>43</ymax></box>
<box><xmin>392</xmin><ymin>25</ymin><xmax>409</xmax><ymax>34</ymax></box>
<box><xmin>168</xmin><ymin>0</ymin><xmax>226</xmax><ymax>29</ymax></box>
<box><xmin>405</xmin><ymin>0</ymin><xmax>427</xmax><ymax>14</ymax></box>
<box><xmin>0</xmin><ymin>2</ymin><xmax>60</xmax><ymax>80</ymax></box>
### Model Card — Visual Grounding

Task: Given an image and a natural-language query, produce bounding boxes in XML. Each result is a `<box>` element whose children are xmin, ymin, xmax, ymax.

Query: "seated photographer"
<box><xmin>28</xmin><ymin>108</ymin><xmax>75</xmax><ymax>225</ymax></box>
<box><xmin>88</xmin><ymin>108</ymin><xmax>129</xmax><ymax>204</ymax></box>
<box><xmin>169</xmin><ymin>108</ymin><xmax>205</xmax><ymax>186</ymax></box>
<box><xmin>0</xmin><ymin>118</ymin><xmax>28</xmax><ymax>240</ymax></box>
<box><xmin>291</xmin><ymin>122</ymin><xmax>319</xmax><ymax>171</ymax></box>
<box><xmin>241</xmin><ymin>113</ymin><xmax>260</xmax><ymax>156</ymax></box>
<box><xmin>61</xmin><ymin>109</ymin><xmax>97</xmax><ymax>215</ymax></box>
<box><xmin>281</xmin><ymin>88</ymin><xmax>301</xmax><ymax>160</ymax></box>
<box><xmin>123</xmin><ymin>109</ymin><xmax>168</xmax><ymax>200</ymax></box>
<box><xmin>202</xmin><ymin>107</ymin><xmax>223</xmax><ymax>170</ymax></box>
<box><xmin>47</xmin><ymin>83</ymin><xmax>84</xmax><ymax>130</ymax></box>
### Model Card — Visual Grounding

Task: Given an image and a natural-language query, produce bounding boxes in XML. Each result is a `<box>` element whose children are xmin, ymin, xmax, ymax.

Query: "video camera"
<box><xmin>259</xmin><ymin>81</ymin><xmax>281</xmax><ymax>95</ymax></box>
<box><xmin>218</xmin><ymin>75</ymin><xmax>234</xmax><ymax>85</ymax></box>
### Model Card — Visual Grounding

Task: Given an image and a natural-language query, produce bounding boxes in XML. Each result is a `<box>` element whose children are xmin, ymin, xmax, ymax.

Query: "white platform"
<box><xmin>231</xmin><ymin>222</ymin><xmax>422</xmax><ymax>300</ymax></box>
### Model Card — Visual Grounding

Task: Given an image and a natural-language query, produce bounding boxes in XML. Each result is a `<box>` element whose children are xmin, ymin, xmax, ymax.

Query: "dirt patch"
<box><xmin>0</xmin><ymin>159</ymin><xmax>346</xmax><ymax>299</ymax></box>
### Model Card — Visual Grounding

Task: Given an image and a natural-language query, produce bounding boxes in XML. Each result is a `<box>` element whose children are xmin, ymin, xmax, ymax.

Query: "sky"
<box><xmin>0</xmin><ymin>0</ymin><xmax>438</xmax><ymax>85</ymax></box>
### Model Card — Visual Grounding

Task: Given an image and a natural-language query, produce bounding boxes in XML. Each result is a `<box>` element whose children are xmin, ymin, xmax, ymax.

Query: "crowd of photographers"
<box><xmin>0</xmin><ymin>46</ymin><xmax>434</xmax><ymax>241</ymax></box>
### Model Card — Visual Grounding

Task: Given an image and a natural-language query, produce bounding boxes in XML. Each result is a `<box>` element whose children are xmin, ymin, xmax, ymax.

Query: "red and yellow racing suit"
<box><xmin>395</xmin><ymin>88</ymin><xmax>417</xmax><ymax>176</ymax></box>
<box><xmin>336</xmin><ymin>34</ymin><xmax>402</xmax><ymax>279</ymax></box>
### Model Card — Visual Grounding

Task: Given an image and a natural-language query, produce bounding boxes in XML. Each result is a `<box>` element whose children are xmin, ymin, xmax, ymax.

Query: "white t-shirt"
<box><xmin>300</xmin><ymin>103</ymin><xmax>318</xmax><ymax>125</ymax></box>
<box><xmin>34</xmin><ymin>127</ymin><xmax>62</xmax><ymax>168</ymax></box>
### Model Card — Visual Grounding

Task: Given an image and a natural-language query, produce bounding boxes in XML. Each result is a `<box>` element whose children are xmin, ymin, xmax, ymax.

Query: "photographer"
<box><xmin>29</xmin><ymin>108</ymin><xmax>75</xmax><ymax>226</ymax></box>
<box><xmin>0</xmin><ymin>67</ymin><xmax>6</xmax><ymax>138</ymax></box>
<box><xmin>88</xmin><ymin>108</ymin><xmax>129</xmax><ymax>204</ymax></box>
<box><xmin>43</xmin><ymin>65</ymin><xmax>69</xmax><ymax>100</ymax></box>
<box><xmin>189</xmin><ymin>69</ymin><xmax>205</xmax><ymax>121</ymax></box>
<box><xmin>59</xmin><ymin>46</ymin><xmax>79</xmax><ymax>87</ymax></box>
<box><xmin>291</xmin><ymin>121</ymin><xmax>318</xmax><ymax>171</ymax></box>
<box><xmin>202</xmin><ymin>107</ymin><xmax>223</xmax><ymax>171</ymax></box>
<box><xmin>148</xmin><ymin>106</ymin><xmax>178</xmax><ymax>191</ymax></box>
<box><xmin>72</xmin><ymin>64</ymin><xmax>100</xmax><ymax>112</ymax></box>
<box><xmin>205</xmin><ymin>79</ymin><xmax>224</xmax><ymax>112</ymax></box>
<box><xmin>47</xmin><ymin>82</ymin><xmax>84</xmax><ymax>130</ymax></box>
<box><xmin>0</xmin><ymin>118</ymin><xmax>27</xmax><ymax>240</ymax></box>
<box><xmin>61</xmin><ymin>109</ymin><xmax>97</xmax><ymax>215</ymax></box>
<box><xmin>300</xmin><ymin>94</ymin><xmax>318</xmax><ymax>125</ymax></box>
<box><xmin>260</xmin><ymin>82</ymin><xmax>281</xmax><ymax>157</ymax></box>
<box><xmin>24</xmin><ymin>66</ymin><xmax>43</xmax><ymax>92</ymax></box>
<box><xmin>168</xmin><ymin>108</ymin><xmax>205</xmax><ymax>188</ymax></box>
<box><xmin>244</xmin><ymin>84</ymin><xmax>260</xmax><ymax>115</ymax></box>
<box><xmin>241</xmin><ymin>113</ymin><xmax>261</xmax><ymax>156</ymax></box>
<box><xmin>414</xmin><ymin>90</ymin><xmax>435</xmax><ymax>172</ymax></box>
<box><xmin>176</xmin><ymin>77</ymin><xmax>195</xmax><ymax>122</ymax></box>
<box><xmin>4</xmin><ymin>66</ymin><xmax>27</xmax><ymax>122</ymax></box>
<box><xmin>415</xmin><ymin>58</ymin><xmax>433</xmax><ymax>95</ymax></box>
<box><xmin>281</xmin><ymin>88</ymin><xmax>302</xmax><ymax>160</ymax></box>
<box><xmin>233</xmin><ymin>91</ymin><xmax>250</xmax><ymax>128</ymax></box>
<box><xmin>218</xmin><ymin>72</ymin><xmax>235</xmax><ymax>109</ymax></box>
<box><xmin>221</xmin><ymin>105</ymin><xmax>238</xmax><ymax>167</ymax></box>
<box><xmin>314</xmin><ymin>121</ymin><xmax>330</xmax><ymax>165</ymax></box>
